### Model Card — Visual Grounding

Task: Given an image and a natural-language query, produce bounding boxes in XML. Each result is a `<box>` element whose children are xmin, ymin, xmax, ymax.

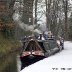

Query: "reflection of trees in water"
<box><xmin>0</xmin><ymin>53</ymin><xmax>17</xmax><ymax>72</ymax></box>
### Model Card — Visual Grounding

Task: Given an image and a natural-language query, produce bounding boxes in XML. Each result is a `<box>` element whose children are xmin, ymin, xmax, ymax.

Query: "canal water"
<box><xmin>0</xmin><ymin>53</ymin><xmax>21</xmax><ymax>72</ymax></box>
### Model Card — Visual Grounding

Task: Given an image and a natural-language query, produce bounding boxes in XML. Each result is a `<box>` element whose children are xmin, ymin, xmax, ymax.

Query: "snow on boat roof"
<box><xmin>20</xmin><ymin>41</ymin><xmax>72</xmax><ymax>72</ymax></box>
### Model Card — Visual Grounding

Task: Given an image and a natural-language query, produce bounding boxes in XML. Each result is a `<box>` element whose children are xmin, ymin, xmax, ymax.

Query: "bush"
<box><xmin>1</xmin><ymin>22</ymin><xmax>15</xmax><ymax>39</ymax></box>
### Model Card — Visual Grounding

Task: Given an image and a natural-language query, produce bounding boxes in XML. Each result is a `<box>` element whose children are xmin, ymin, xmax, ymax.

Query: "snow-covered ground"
<box><xmin>20</xmin><ymin>41</ymin><xmax>72</xmax><ymax>72</ymax></box>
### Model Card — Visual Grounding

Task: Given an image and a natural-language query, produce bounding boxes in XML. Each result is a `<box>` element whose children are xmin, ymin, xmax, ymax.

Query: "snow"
<box><xmin>20</xmin><ymin>41</ymin><xmax>72</xmax><ymax>72</ymax></box>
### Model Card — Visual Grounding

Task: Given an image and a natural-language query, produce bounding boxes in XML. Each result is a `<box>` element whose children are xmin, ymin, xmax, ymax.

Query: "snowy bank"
<box><xmin>20</xmin><ymin>41</ymin><xmax>72</xmax><ymax>72</ymax></box>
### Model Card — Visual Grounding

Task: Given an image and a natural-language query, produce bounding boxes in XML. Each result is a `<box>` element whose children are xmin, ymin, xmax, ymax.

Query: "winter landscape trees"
<box><xmin>0</xmin><ymin>0</ymin><xmax>72</xmax><ymax>40</ymax></box>
<box><xmin>34</xmin><ymin>0</ymin><xmax>72</xmax><ymax>40</ymax></box>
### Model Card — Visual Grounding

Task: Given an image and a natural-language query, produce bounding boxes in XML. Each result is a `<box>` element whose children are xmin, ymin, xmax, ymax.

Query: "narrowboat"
<box><xmin>20</xmin><ymin>32</ymin><xmax>63</xmax><ymax>69</ymax></box>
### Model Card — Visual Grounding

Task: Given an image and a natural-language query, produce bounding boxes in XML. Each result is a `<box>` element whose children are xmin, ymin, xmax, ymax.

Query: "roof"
<box><xmin>23</xmin><ymin>39</ymin><xmax>44</xmax><ymax>52</ymax></box>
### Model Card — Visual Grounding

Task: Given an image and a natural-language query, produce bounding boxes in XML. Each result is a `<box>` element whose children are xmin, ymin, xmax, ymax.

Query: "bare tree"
<box><xmin>22</xmin><ymin>0</ymin><xmax>34</xmax><ymax>25</ymax></box>
<box><xmin>45</xmin><ymin>0</ymin><xmax>52</xmax><ymax>30</ymax></box>
<box><xmin>35</xmin><ymin>0</ymin><xmax>38</xmax><ymax>24</ymax></box>
<box><xmin>63</xmin><ymin>0</ymin><xmax>68</xmax><ymax>40</ymax></box>
<box><xmin>45</xmin><ymin>0</ymin><xmax>61</xmax><ymax>37</ymax></box>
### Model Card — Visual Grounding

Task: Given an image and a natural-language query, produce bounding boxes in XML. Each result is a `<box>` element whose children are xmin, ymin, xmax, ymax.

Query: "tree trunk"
<box><xmin>35</xmin><ymin>0</ymin><xmax>38</xmax><ymax>24</ymax></box>
<box><xmin>45</xmin><ymin>0</ymin><xmax>52</xmax><ymax>31</ymax></box>
<box><xmin>22</xmin><ymin>0</ymin><xmax>34</xmax><ymax>25</ymax></box>
<box><xmin>63</xmin><ymin>0</ymin><xmax>68</xmax><ymax>40</ymax></box>
<box><xmin>45</xmin><ymin>0</ymin><xmax>48</xmax><ymax>30</ymax></box>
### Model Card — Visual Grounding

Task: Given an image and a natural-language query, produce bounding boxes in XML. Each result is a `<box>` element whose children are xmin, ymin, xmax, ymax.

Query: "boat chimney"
<box><xmin>40</xmin><ymin>33</ymin><xmax>42</xmax><ymax>40</ymax></box>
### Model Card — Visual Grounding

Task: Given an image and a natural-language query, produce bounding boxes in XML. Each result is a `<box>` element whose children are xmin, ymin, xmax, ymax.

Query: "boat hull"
<box><xmin>20</xmin><ymin>55</ymin><xmax>45</xmax><ymax>69</ymax></box>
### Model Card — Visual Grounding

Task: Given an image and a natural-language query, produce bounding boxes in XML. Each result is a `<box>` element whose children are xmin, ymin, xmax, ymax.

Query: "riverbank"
<box><xmin>0</xmin><ymin>34</ymin><xmax>22</xmax><ymax>58</ymax></box>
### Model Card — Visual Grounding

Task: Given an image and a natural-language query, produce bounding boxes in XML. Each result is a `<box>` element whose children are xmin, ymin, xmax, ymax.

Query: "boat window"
<box><xmin>43</xmin><ymin>42</ymin><xmax>50</xmax><ymax>50</ymax></box>
<box><xmin>43</xmin><ymin>40</ymin><xmax>57</xmax><ymax>50</ymax></box>
<box><xmin>38</xmin><ymin>42</ymin><xmax>46</xmax><ymax>52</ymax></box>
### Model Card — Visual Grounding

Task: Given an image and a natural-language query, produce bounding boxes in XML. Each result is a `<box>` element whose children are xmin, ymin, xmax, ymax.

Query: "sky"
<box><xmin>20</xmin><ymin>41</ymin><xmax>72</xmax><ymax>72</ymax></box>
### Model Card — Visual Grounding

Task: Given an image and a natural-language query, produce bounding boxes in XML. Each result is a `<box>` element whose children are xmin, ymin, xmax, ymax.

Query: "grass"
<box><xmin>0</xmin><ymin>32</ymin><xmax>22</xmax><ymax>57</ymax></box>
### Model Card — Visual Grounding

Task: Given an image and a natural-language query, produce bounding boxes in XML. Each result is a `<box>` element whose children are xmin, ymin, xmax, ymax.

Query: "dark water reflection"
<box><xmin>0</xmin><ymin>53</ymin><xmax>21</xmax><ymax>72</ymax></box>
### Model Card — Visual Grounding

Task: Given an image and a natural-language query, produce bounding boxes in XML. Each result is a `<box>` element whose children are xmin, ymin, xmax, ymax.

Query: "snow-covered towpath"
<box><xmin>20</xmin><ymin>41</ymin><xmax>72</xmax><ymax>72</ymax></box>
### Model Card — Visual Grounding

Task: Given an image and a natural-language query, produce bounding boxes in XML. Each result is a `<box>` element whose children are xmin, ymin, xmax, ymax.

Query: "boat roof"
<box><xmin>21</xmin><ymin>36</ymin><xmax>54</xmax><ymax>42</ymax></box>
